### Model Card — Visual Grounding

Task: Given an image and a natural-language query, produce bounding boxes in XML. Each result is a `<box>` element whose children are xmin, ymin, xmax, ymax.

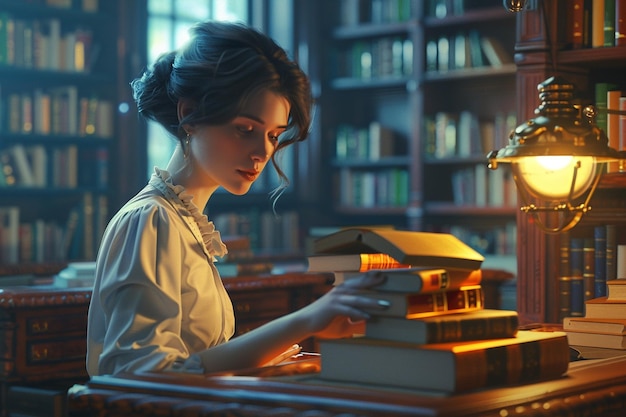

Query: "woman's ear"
<box><xmin>177</xmin><ymin>99</ymin><xmax>194</xmax><ymax>123</ymax></box>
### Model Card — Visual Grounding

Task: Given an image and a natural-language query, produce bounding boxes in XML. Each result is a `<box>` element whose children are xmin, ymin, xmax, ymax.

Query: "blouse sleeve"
<box><xmin>89</xmin><ymin>202</ymin><xmax>208</xmax><ymax>375</ymax></box>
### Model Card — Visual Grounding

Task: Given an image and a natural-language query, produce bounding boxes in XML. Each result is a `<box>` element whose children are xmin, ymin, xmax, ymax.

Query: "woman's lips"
<box><xmin>238</xmin><ymin>169</ymin><xmax>259</xmax><ymax>181</ymax></box>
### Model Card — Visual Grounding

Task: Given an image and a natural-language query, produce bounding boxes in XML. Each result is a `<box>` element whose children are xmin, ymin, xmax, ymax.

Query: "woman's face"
<box><xmin>188</xmin><ymin>90</ymin><xmax>290</xmax><ymax>195</ymax></box>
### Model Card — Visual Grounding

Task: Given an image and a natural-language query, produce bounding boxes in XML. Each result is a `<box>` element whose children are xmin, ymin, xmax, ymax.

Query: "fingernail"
<box><xmin>377</xmin><ymin>299</ymin><xmax>391</xmax><ymax>308</ymax></box>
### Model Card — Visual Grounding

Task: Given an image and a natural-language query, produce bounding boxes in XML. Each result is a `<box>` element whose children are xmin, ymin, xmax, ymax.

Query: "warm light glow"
<box><xmin>512</xmin><ymin>156</ymin><xmax>597</xmax><ymax>201</ymax></box>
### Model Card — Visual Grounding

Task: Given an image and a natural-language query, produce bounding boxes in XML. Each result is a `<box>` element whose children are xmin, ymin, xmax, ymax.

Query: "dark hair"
<box><xmin>131</xmin><ymin>21</ymin><xmax>313</xmax><ymax>194</ymax></box>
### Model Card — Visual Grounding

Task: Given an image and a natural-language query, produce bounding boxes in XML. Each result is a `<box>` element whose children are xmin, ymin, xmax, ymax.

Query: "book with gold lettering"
<box><xmin>319</xmin><ymin>330</ymin><xmax>570</xmax><ymax>393</ymax></box>
<box><xmin>312</xmin><ymin>228</ymin><xmax>484</xmax><ymax>271</ymax></box>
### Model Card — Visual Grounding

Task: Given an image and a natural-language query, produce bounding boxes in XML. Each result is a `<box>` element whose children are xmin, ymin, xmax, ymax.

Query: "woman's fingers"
<box><xmin>339</xmin><ymin>270</ymin><xmax>387</xmax><ymax>289</ymax></box>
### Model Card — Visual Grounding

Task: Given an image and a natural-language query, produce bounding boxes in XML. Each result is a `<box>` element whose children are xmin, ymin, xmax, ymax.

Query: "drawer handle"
<box><xmin>31</xmin><ymin>347</ymin><xmax>49</xmax><ymax>361</ymax></box>
<box><xmin>31</xmin><ymin>321</ymin><xmax>49</xmax><ymax>333</ymax></box>
<box><xmin>235</xmin><ymin>303</ymin><xmax>251</xmax><ymax>313</ymax></box>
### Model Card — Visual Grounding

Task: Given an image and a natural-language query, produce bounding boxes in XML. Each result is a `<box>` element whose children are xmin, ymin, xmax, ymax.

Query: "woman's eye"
<box><xmin>236</xmin><ymin>125</ymin><xmax>253</xmax><ymax>134</ymax></box>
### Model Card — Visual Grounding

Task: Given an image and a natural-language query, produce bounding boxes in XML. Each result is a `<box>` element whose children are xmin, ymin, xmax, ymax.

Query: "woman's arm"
<box><xmin>195</xmin><ymin>271</ymin><xmax>389</xmax><ymax>373</ymax></box>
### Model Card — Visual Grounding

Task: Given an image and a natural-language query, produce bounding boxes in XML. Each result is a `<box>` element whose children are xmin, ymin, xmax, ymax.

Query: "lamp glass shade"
<box><xmin>512</xmin><ymin>155</ymin><xmax>597</xmax><ymax>201</ymax></box>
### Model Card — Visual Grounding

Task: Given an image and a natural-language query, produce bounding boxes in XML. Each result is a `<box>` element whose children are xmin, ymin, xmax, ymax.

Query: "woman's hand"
<box><xmin>295</xmin><ymin>270</ymin><xmax>390</xmax><ymax>338</ymax></box>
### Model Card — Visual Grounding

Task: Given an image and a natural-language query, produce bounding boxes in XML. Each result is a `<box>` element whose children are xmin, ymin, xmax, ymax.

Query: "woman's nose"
<box><xmin>250</xmin><ymin>137</ymin><xmax>274</xmax><ymax>161</ymax></box>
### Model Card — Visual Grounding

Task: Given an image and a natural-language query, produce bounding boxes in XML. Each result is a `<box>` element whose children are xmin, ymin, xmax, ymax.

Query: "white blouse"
<box><xmin>86</xmin><ymin>168</ymin><xmax>235</xmax><ymax>376</ymax></box>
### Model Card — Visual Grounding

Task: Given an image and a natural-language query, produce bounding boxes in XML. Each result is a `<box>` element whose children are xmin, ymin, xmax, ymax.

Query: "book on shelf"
<box><xmin>584</xmin><ymin>297</ymin><xmax>626</xmax><ymax>318</ymax></box>
<box><xmin>565</xmin><ymin>330</ymin><xmax>626</xmax><ymax>350</ymax></box>
<box><xmin>594</xmin><ymin>225</ymin><xmax>608</xmax><ymax>298</ymax></box>
<box><xmin>479</xmin><ymin>36</ymin><xmax>512</xmax><ymax>67</ymax></box>
<box><xmin>318</xmin><ymin>330</ymin><xmax>570</xmax><ymax>393</ymax></box>
<box><xmin>332</xmin><ymin>267</ymin><xmax>482</xmax><ymax>293</ymax></box>
<box><xmin>607</xmin><ymin>279</ymin><xmax>626</xmax><ymax>300</ymax></box>
<box><xmin>312</xmin><ymin>228</ymin><xmax>484</xmax><ymax>271</ymax></box>
<box><xmin>353</xmin><ymin>285</ymin><xmax>484</xmax><ymax>319</ymax></box>
<box><xmin>570</xmin><ymin>237</ymin><xmax>585</xmax><ymax>317</ymax></box>
<box><xmin>365</xmin><ymin>309</ymin><xmax>519</xmax><ymax>345</ymax></box>
<box><xmin>564</xmin><ymin>316</ymin><xmax>626</xmax><ymax>334</ymax></box>
<box><xmin>307</xmin><ymin>253</ymin><xmax>411</xmax><ymax>273</ymax></box>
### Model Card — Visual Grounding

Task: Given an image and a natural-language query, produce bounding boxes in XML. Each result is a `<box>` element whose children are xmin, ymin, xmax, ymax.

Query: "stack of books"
<box><xmin>309</xmin><ymin>227</ymin><xmax>571</xmax><ymax>394</ymax></box>
<box><xmin>564</xmin><ymin>279</ymin><xmax>626</xmax><ymax>359</ymax></box>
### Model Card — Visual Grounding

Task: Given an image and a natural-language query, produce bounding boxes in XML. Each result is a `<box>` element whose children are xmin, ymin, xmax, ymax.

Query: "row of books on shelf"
<box><xmin>564</xmin><ymin>279</ymin><xmax>626</xmax><ymax>360</ymax></box>
<box><xmin>0</xmin><ymin>193</ymin><xmax>106</xmax><ymax>265</ymax></box>
<box><xmin>334</xmin><ymin>121</ymin><xmax>405</xmax><ymax>161</ymax></box>
<box><xmin>558</xmin><ymin>224</ymin><xmax>623</xmax><ymax>321</ymax></box>
<box><xmin>0</xmin><ymin>144</ymin><xmax>107</xmax><ymax>188</ymax></box>
<box><xmin>34</xmin><ymin>0</ymin><xmax>99</xmax><ymax>12</ymax></box>
<box><xmin>426</xmin><ymin>31</ymin><xmax>513</xmax><ymax>74</ymax></box>
<box><xmin>449</xmin><ymin>163</ymin><xmax>517</xmax><ymax>208</ymax></box>
<box><xmin>595</xmin><ymin>83</ymin><xmax>626</xmax><ymax>173</ymax></box>
<box><xmin>335</xmin><ymin>167</ymin><xmax>409</xmax><ymax>209</ymax></box>
<box><xmin>427</xmin><ymin>0</ymin><xmax>500</xmax><ymax>19</ymax></box>
<box><xmin>0</xmin><ymin>85</ymin><xmax>114</xmax><ymax>138</ymax></box>
<box><xmin>438</xmin><ymin>222</ymin><xmax>517</xmax><ymax>257</ymax></box>
<box><xmin>307</xmin><ymin>227</ymin><xmax>569</xmax><ymax>393</ymax></box>
<box><xmin>566</xmin><ymin>0</ymin><xmax>626</xmax><ymax>49</ymax></box>
<box><xmin>0</xmin><ymin>13</ymin><xmax>98</xmax><ymax>72</ymax></box>
<box><xmin>211</xmin><ymin>209</ymin><xmax>301</xmax><ymax>254</ymax></box>
<box><xmin>338</xmin><ymin>0</ymin><xmax>413</xmax><ymax>26</ymax></box>
<box><xmin>333</xmin><ymin>37</ymin><xmax>413</xmax><ymax>81</ymax></box>
<box><xmin>423</xmin><ymin>110</ymin><xmax>517</xmax><ymax>159</ymax></box>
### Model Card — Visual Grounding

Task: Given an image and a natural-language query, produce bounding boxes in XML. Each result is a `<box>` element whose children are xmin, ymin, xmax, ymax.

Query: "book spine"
<box><xmin>455</xmin><ymin>333</ymin><xmax>570</xmax><ymax>392</ymax></box>
<box><xmin>594</xmin><ymin>225</ymin><xmax>608</xmax><ymax>298</ymax></box>
<box><xmin>568</xmin><ymin>0</ymin><xmax>586</xmax><ymax>48</ymax></box>
<box><xmin>606</xmin><ymin>224</ymin><xmax>618</xmax><ymax>281</ymax></box>
<box><xmin>570</xmin><ymin>237</ymin><xmax>585</xmax><ymax>317</ymax></box>
<box><xmin>358</xmin><ymin>253</ymin><xmax>411</xmax><ymax>271</ymax></box>
<box><xmin>617</xmin><ymin>0</ymin><xmax>626</xmax><ymax>45</ymax></box>
<box><xmin>423</xmin><ymin>314</ymin><xmax>519</xmax><ymax>344</ymax></box>
<box><xmin>558</xmin><ymin>231</ymin><xmax>572</xmax><ymax>321</ymax></box>
<box><xmin>405</xmin><ymin>287</ymin><xmax>484</xmax><ymax>318</ymax></box>
<box><xmin>583</xmin><ymin>237</ymin><xmax>596</xmax><ymax>304</ymax></box>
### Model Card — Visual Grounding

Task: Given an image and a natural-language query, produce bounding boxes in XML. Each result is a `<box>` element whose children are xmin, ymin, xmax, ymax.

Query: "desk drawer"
<box><xmin>231</xmin><ymin>290</ymin><xmax>290</xmax><ymax>320</ymax></box>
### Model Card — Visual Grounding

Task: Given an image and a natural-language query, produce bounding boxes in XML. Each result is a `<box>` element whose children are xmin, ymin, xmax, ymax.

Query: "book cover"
<box><xmin>354</xmin><ymin>285</ymin><xmax>483</xmax><ymax>318</ymax></box>
<box><xmin>583</xmin><ymin>237</ymin><xmax>595</xmax><ymax>301</ymax></box>
<box><xmin>365</xmin><ymin>309</ymin><xmax>519</xmax><ymax>344</ymax></box>
<box><xmin>558</xmin><ymin>230</ymin><xmax>572</xmax><ymax>321</ymax></box>
<box><xmin>570</xmin><ymin>237</ymin><xmax>585</xmax><ymax>317</ymax></box>
<box><xmin>607</xmin><ymin>279</ymin><xmax>626</xmax><ymax>300</ymax></box>
<box><xmin>565</xmin><ymin>330</ymin><xmax>626</xmax><ymax>349</ymax></box>
<box><xmin>585</xmin><ymin>297</ymin><xmax>626</xmax><ymax>319</ymax></box>
<box><xmin>333</xmin><ymin>267</ymin><xmax>482</xmax><ymax>293</ymax></box>
<box><xmin>312</xmin><ymin>228</ymin><xmax>484</xmax><ymax>271</ymax></box>
<box><xmin>319</xmin><ymin>331</ymin><xmax>570</xmax><ymax>393</ymax></box>
<box><xmin>594</xmin><ymin>225</ymin><xmax>608</xmax><ymax>298</ymax></box>
<box><xmin>564</xmin><ymin>316</ymin><xmax>626</xmax><ymax>334</ymax></box>
<box><xmin>617</xmin><ymin>0</ymin><xmax>626</xmax><ymax>46</ymax></box>
<box><xmin>307</xmin><ymin>253</ymin><xmax>411</xmax><ymax>273</ymax></box>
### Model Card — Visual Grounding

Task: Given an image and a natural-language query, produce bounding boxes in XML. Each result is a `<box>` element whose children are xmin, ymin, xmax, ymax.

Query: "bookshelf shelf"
<box><xmin>311</xmin><ymin>0</ymin><xmax>518</xmax><ymax>259</ymax></box>
<box><xmin>514</xmin><ymin>0</ymin><xmax>626</xmax><ymax>325</ymax></box>
<box><xmin>0</xmin><ymin>1</ymin><xmax>123</xmax><ymax>267</ymax></box>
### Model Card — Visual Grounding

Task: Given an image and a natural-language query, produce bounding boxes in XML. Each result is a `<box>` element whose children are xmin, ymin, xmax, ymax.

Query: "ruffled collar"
<box><xmin>150</xmin><ymin>167</ymin><xmax>228</xmax><ymax>259</ymax></box>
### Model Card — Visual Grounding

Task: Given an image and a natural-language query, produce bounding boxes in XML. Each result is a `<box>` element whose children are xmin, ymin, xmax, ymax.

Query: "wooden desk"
<box><xmin>0</xmin><ymin>272</ymin><xmax>333</xmax><ymax>416</ymax></box>
<box><xmin>66</xmin><ymin>355</ymin><xmax>626</xmax><ymax>417</ymax></box>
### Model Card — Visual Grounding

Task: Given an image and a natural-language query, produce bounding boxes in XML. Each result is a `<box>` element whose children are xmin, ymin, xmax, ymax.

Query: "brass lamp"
<box><xmin>487</xmin><ymin>76</ymin><xmax>625</xmax><ymax>234</ymax></box>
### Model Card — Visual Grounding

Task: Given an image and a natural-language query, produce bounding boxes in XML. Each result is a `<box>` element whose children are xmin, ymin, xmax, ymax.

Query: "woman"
<box><xmin>86</xmin><ymin>21</ymin><xmax>389</xmax><ymax>376</ymax></box>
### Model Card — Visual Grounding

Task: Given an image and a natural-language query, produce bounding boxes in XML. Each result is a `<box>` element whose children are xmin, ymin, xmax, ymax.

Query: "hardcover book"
<box><xmin>312</xmin><ymin>228</ymin><xmax>484</xmax><ymax>271</ymax></box>
<box><xmin>607</xmin><ymin>279</ymin><xmax>626</xmax><ymax>300</ymax></box>
<box><xmin>319</xmin><ymin>330</ymin><xmax>570</xmax><ymax>393</ymax></box>
<box><xmin>564</xmin><ymin>317</ymin><xmax>626</xmax><ymax>334</ymax></box>
<box><xmin>354</xmin><ymin>285</ymin><xmax>484</xmax><ymax>318</ymax></box>
<box><xmin>333</xmin><ymin>267</ymin><xmax>482</xmax><ymax>293</ymax></box>
<box><xmin>365</xmin><ymin>309</ymin><xmax>519</xmax><ymax>345</ymax></box>
<box><xmin>565</xmin><ymin>331</ymin><xmax>626</xmax><ymax>350</ymax></box>
<box><xmin>584</xmin><ymin>297</ymin><xmax>626</xmax><ymax>319</ymax></box>
<box><xmin>307</xmin><ymin>253</ymin><xmax>411</xmax><ymax>273</ymax></box>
